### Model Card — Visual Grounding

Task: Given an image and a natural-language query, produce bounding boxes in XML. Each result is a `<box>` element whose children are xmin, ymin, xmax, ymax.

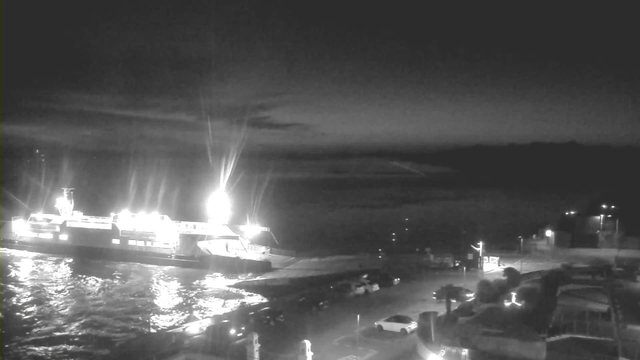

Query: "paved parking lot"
<box><xmin>251</xmin><ymin>270</ymin><xmax>483</xmax><ymax>360</ymax></box>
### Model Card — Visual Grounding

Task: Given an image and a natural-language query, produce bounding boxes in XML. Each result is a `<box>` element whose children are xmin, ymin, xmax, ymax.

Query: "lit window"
<box><xmin>128</xmin><ymin>240</ymin><xmax>136</xmax><ymax>246</ymax></box>
<box><xmin>137</xmin><ymin>241</ymin><xmax>145</xmax><ymax>246</ymax></box>
<box><xmin>39</xmin><ymin>233</ymin><xmax>54</xmax><ymax>239</ymax></box>
<box><xmin>59</xmin><ymin>234</ymin><xmax>69</xmax><ymax>241</ymax></box>
<box><xmin>112</xmin><ymin>239</ymin><xmax>121</xmax><ymax>245</ymax></box>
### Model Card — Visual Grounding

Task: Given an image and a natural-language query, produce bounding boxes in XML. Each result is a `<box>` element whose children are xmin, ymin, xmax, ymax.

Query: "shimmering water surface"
<box><xmin>0</xmin><ymin>248</ymin><xmax>267</xmax><ymax>360</ymax></box>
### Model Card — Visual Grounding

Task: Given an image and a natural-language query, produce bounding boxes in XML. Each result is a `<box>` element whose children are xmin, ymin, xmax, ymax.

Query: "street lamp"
<box><xmin>519</xmin><ymin>236</ymin><xmax>524</xmax><ymax>254</ymax></box>
<box><xmin>471</xmin><ymin>241</ymin><xmax>483</xmax><ymax>271</ymax></box>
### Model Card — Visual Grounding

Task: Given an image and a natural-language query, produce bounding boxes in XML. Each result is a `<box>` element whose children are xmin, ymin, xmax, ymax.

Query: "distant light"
<box><xmin>229</xmin><ymin>328</ymin><xmax>236</xmax><ymax>335</ymax></box>
<box><xmin>39</xmin><ymin>232</ymin><xmax>54</xmax><ymax>239</ymax></box>
<box><xmin>607</xmin><ymin>215</ymin><xmax>612</xmax><ymax>218</ymax></box>
<box><xmin>611</xmin><ymin>205</ymin><xmax>616</xmax><ymax>209</ymax></box>
<box><xmin>570</xmin><ymin>211</ymin><xmax>576</xmax><ymax>215</ymax></box>
<box><xmin>545</xmin><ymin>229</ymin><xmax>554</xmax><ymax>237</ymax></box>
<box><xmin>392</xmin><ymin>233</ymin><xmax>395</xmax><ymax>235</ymax></box>
<box><xmin>405</xmin><ymin>218</ymin><xmax>409</xmax><ymax>221</ymax></box>
<box><xmin>378</xmin><ymin>248</ymin><xmax>382</xmax><ymax>252</ymax></box>
<box><xmin>565</xmin><ymin>212</ymin><xmax>569</xmax><ymax>215</ymax></box>
<box><xmin>405</xmin><ymin>228</ymin><xmax>409</xmax><ymax>231</ymax></box>
<box><xmin>601</xmin><ymin>204</ymin><xmax>607</xmax><ymax>209</ymax></box>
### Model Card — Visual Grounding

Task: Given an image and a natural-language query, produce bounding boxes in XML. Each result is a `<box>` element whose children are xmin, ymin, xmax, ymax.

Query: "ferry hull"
<box><xmin>0</xmin><ymin>232</ymin><xmax>272</xmax><ymax>274</ymax></box>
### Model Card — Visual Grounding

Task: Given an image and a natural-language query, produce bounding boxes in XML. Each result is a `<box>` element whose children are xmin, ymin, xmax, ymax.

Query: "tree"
<box><xmin>503</xmin><ymin>267</ymin><xmax>522</xmax><ymax>289</ymax></box>
<box><xmin>440</xmin><ymin>284</ymin><xmax>460</xmax><ymax>316</ymax></box>
<box><xmin>475</xmin><ymin>279</ymin><xmax>500</xmax><ymax>304</ymax></box>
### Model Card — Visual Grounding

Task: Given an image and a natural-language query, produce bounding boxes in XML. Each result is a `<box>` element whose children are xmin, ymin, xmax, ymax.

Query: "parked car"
<box><xmin>375</xmin><ymin>315</ymin><xmax>418</xmax><ymax>334</ymax></box>
<box><xmin>368</xmin><ymin>273</ymin><xmax>400</xmax><ymax>287</ymax></box>
<box><xmin>247</xmin><ymin>306</ymin><xmax>284</xmax><ymax>326</ymax></box>
<box><xmin>432</xmin><ymin>286</ymin><xmax>475</xmax><ymax>303</ymax></box>
<box><xmin>359</xmin><ymin>280</ymin><xmax>380</xmax><ymax>294</ymax></box>
<box><xmin>296</xmin><ymin>295</ymin><xmax>330</xmax><ymax>313</ymax></box>
<box><xmin>331</xmin><ymin>282</ymin><xmax>365</xmax><ymax>298</ymax></box>
<box><xmin>204</xmin><ymin>319</ymin><xmax>248</xmax><ymax>353</ymax></box>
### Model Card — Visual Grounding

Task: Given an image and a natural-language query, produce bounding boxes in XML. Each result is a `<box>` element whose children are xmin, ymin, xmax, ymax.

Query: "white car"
<box><xmin>375</xmin><ymin>315</ymin><xmax>417</xmax><ymax>334</ymax></box>
<box><xmin>359</xmin><ymin>280</ymin><xmax>380</xmax><ymax>294</ymax></box>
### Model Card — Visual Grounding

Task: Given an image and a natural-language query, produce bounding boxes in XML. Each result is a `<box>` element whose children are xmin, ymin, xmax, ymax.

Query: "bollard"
<box><xmin>246</xmin><ymin>332</ymin><xmax>259</xmax><ymax>360</ymax></box>
<box><xmin>299</xmin><ymin>339</ymin><xmax>312</xmax><ymax>360</ymax></box>
<box><xmin>418</xmin><ymin>311</ymin><xmax>439</xmax><ymax>343</ymax></box>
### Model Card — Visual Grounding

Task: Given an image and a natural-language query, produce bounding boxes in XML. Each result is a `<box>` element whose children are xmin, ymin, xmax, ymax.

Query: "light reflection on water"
<box><xmin>0</xmin><ymin>248</ymin><xmax>266</xmax><ymax>360</ymax></box>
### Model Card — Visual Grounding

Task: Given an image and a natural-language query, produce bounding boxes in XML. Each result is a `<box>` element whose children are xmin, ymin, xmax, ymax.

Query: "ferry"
<box><xmin>0</xmin><ymin>188</ymin><xmax>287</xmax><ymax>272</ymax></box>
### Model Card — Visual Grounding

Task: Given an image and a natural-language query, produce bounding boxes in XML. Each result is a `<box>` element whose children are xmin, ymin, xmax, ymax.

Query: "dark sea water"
<box><xmin>0</xmin><ymin>248</ymin><xmax>266</xmax><ymax>360</ymax></box>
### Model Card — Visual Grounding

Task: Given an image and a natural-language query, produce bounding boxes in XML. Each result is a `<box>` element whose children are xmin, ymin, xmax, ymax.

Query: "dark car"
<box><xmin>204</xmin><ymin>319</ymin><xmax>249</xmax><ymax>353</ymax></box>
<box><xmin>296</xmin><ymin>295</ymin><xmax>330</xmax><ymax>313</ymax></box>
<box><xmin>368</xmin><ymin>273</ymin><xmax>400</xmax><ymax>287</ymax></box>
<box><xmin>432</xmin><ymin>286</ymin><xmax>474</xmax><ymax>303</ymax></box>
<box><xmin>247</xmin><ymin>306</ymin><xmax>284</xmax><ymax>326</ymax></box>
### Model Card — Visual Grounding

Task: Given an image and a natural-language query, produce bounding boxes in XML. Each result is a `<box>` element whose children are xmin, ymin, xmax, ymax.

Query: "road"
<box><xmin>254</xmin><ymin>270</ymin><xmax>485</xmax><ymax>360</ymax></box>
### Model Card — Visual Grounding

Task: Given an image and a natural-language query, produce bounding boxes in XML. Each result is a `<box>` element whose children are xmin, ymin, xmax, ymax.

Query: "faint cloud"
<box><xmin>234</xmin><ymin>116</ymin><xmax>308</xmax><ymax>131</ymax></box>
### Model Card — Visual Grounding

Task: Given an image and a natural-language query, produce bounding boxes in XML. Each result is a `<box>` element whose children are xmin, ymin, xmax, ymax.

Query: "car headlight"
<box><xmin>229</xmin><ymin>328</ymin><xmax>236</xmax><ymax>335</ymax></box>
<box><xmin>465</xmin><ymin>293</ymin><xmax>474</xmax><ymax>297</ymax></box>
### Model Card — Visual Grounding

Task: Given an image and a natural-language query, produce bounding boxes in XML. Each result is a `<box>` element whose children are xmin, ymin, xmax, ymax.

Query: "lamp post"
<box><xmin>471</xmin><ymin>241</ymin><xmax>483</xmax><ymax>271</ymax></box>
<box><xmin>356</xmin><ymin>314</ymin><xmax>360</xmax><ymax>359</ymax></box>
<box><xmin>519</xmin><ymin>236</ymin><xmax>523</xmax><ymax>254</ymax></box>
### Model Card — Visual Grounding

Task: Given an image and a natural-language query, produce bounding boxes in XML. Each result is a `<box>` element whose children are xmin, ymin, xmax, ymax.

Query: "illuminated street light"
<box><xmin>471</xmin><ymin>241</ymin><xmax>484</xmax><ymax>270</ymax></box>
<box><xmin>207</xmin><ymin>190</ymin><xmax>231</xmax><ymax>224</ymax></box>
<box><xmin>504</xmin><ymin>292</ymin><xmax>522</xmax><ymax>307</ymax></box>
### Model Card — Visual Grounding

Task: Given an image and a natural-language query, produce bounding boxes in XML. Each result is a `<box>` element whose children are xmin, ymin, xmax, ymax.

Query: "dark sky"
<box><xmin>3</xmin><ymin>1</ymin><xmax>639</xmax><ymax>155</ymax></box>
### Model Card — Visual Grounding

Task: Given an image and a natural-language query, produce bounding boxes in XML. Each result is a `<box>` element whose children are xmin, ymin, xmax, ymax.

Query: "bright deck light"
<box><xmin>239</xmin><ymin>224</ymin><xmax>265</xmax><ymax>239</ymax></box>
<box><xmin>207</xmin><ymin>190</ymin><xmax>231</xmax><ymax>224</ymax></box>
<box><xmin>545</xmin><ymin>229</ymin><xmax>554</xmax><ymax>237</ymax></box>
